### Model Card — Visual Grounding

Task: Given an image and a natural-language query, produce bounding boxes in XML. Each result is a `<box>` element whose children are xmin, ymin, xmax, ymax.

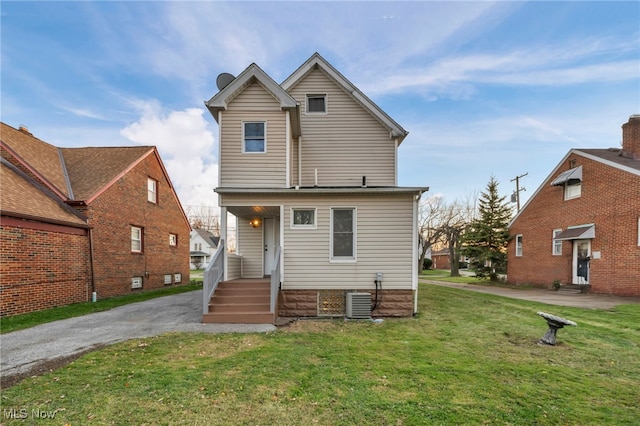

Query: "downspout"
<box><xmin>298</xmin><ymin>136</ymin><xmax>302</xmax><ymax>186</ymax></box>
<box><xmin>88</xmin><ymin>227</ymin><xmax>97</xmax><ymax>302</ymax></box>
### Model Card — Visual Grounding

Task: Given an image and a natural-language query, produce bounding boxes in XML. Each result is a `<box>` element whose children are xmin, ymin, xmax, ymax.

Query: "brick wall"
<box><xmin>0</xmin><ymin>221</ymin><xmax>90</xmax><ymax>316</ymax></box>
<box><xmin>87</xmin><ymin>152</ymin><xmax>191</xmax><ymax>298</ymax></box>
<box><xmin>508</xmin><ymin>153</ymin><xmax>640</xmax><ymax>296</ymax></box>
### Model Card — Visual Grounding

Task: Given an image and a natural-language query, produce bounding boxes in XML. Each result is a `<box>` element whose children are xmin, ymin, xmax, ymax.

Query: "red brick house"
<box><xmin>1</xmin><ymin>122</ymin><xmax>191</xmax><ymax>316</ymax></box>
<box><xmin>507</xmin><ymin>115</ymin><xmax>640</xmax><ymax>296</ymax></box>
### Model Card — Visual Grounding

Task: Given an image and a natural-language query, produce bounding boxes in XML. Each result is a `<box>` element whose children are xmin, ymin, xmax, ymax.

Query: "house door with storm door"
<box><xmin>572</xmin><ymin>239</ymin><xmax>591</xmax><ymax>285</ymax></box>
<box><xmin>263</xmin><ymin>218</ymin><xmax>280</xmax><ymax>276</ymax></box>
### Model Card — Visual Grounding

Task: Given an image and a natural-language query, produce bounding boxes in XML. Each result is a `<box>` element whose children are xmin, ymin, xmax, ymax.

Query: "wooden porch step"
<box><xmin>202</xmin><ymin>278</ymin><xmax>274</xmax><ymax>324</ymax></box>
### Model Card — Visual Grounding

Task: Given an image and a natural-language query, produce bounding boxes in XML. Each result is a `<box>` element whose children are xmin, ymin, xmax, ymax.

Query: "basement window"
<box><xmin>174</xmin><ymin>273</ymin><xmax>182</xmax><ymax>283</ymax></box>
<box><xmin>164</xmin><ymin>274</ymin><xmax>172</xmax><ymax>285</ymax></box>
<box><xmin>131</xmin><ymin>277</ymin><xmax>143</xmax><ymax>289</ymax></box>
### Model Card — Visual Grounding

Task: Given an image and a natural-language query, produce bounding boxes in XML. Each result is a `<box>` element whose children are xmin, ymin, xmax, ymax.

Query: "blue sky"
<box><xmin>2</xmin><ymin>1</ymin><xmax>639</xmax><ymax>210</ymax></box>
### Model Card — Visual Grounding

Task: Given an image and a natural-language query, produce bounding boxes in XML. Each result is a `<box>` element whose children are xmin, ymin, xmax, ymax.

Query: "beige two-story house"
<box><xmin>202</xmin><ymin>53</ymin><xmax>427</xmax><ymax>323</ymax></box>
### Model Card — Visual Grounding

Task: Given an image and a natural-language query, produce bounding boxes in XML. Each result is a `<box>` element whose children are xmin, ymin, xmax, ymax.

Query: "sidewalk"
<box><xmin>421</xmin><ymin>278</ymin><xmax>640</xmax><ymax>309</ymax></box>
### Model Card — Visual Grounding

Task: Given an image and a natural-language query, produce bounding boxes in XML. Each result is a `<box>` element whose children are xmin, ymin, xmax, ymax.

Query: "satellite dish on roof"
<box><xmin>216</xmin><ymin>73</ymin><xmax>235</xmax><ymax>91</ymax></box>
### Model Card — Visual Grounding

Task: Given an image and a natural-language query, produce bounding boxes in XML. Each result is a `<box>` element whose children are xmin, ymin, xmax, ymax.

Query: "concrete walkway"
<box><xmin>1</xmin><ymin>290</ymin><xmax>275</xmax><ymax>386</ymax></box>
<box><xmin>421</xmin><ymin>279</ymin><xmax>640</xmax><ymax>309</ymax></box>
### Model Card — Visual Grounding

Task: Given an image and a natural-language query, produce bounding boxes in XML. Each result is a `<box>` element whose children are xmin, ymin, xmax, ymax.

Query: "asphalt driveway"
<box><xmin>1</xmin><ymin>290</ymin><xmax>275</xmax><ymax>386</ymax></box>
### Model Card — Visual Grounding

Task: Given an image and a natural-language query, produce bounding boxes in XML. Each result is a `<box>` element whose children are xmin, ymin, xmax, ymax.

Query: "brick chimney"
<box><xmin>18</xmin><ymin>125</ymin><xmax>33</xmax><ymax>136</ymax></box>
<box><xmin>621</xmin><ymin>114</ymin><xmax>640</xmax><ymax>160</ymax></box>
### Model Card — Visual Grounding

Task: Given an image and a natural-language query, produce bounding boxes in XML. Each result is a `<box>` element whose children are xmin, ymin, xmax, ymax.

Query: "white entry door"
<box><xmin>263</xmin><ymin>218</ymin><xmax>279</xmax><ymax>276</ymax></box>
<box><xmin>572</xmin><ymin>239</ymin><xmax>591</xmax><ymax>284</ymax></box>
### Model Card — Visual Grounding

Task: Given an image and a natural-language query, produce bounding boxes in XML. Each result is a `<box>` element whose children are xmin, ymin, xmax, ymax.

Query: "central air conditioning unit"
<box><xmin>346</xmin><ymin>292</ymin><xmax>371</xmax><ymax>319</ymax></box>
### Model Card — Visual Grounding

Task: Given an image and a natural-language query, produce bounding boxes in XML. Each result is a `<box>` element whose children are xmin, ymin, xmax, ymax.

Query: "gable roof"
<box><xmin>281</xmin><ymin>52</ymin><xmax>409</xmax><ymax>144</ymax></box>
<box><xmin>205</xmin><ymin>63</ymin><xmax>301</xmax><ymax>138</ymax></box>
<box><xmin>60</xmin><ymin>146</ymin><xmax>154</xmax><ymax>201</ymax></box>
<box><xmin>509</xmin><ymin>147</ymin><xmax>640</xmax><ymax>226</ymax></box>
<box><xmin>192</xmin><ymin>228</ymin><xmax>220</xmax><ymax>247</ymax></box>
<box><xmin>1</xmin><ymin>122</ymin><xmax>70</xmax><ymax>199</ymax></box>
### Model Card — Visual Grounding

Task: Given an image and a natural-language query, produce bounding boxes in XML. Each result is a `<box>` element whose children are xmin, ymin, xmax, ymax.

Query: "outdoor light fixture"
<box><xmin>250</xmin><ymin>219</ymin><xmax>261</xmax><ymax>228</ymax></box>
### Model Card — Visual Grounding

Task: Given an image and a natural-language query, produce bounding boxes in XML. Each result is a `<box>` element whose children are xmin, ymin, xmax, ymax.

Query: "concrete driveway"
<box><xmin>1</xmin><ymin>290</ymin><xmax>275</xmax><ymax>387</ymax></box>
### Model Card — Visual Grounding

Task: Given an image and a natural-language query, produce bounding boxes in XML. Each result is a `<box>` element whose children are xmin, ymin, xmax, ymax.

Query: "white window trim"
<box><xmin>552</xmin><ymin>229</ymin><xmax>562</xmax><ymax>255</ymax></box>
<box><xmin>131</xmin><ymin>226</ymin><xmax>143</xmax><ymax>253</ymax></box>
<box><xmin>174</xmin><ymin>273</ymin><xmax>182</xmax><ymax>283</ymax></box>
<box><xmin>169</xmin><ymin>233</ymin><xmax>177</xmax><ymax>246</ymax></box>
<box><xmin>290</xmin><ymin>207</ymin><xmax>317</xmax><ymax>229</ymax></box>
<box><xmin>564</xmin><ymin>181</ymin><xmax>581</xmax><ymax>200</ymax></box>
<box><xmin>131</xmin><ymin>276</ymin><xmax>143</xmax><ymax>289</ymax></box>
<box><xmin>330</xmin><ymin>207</ymin><xmax>357</xmax><ymax>263</ymax></box>
<box><xmin>242</xmin><ymin>121</ymin><xmax>267</xmax><ymax>154</ymax></box>
<box><xmin>515</xmin><ymin>234</ymin><xmax>523</xmax><ymax>257</ymax></box>
<box><xmin>164</xmin><ymin>274</ymin><xmax>173</xmax><ymax>285</ymax></box>
<box><xmin>305</xmin><ymin>93</ymin><xmax>327</xmax><ymax>114</ymax></box>
<box><xmin>147</xmin><ymin>178</ymin><xmax>157</xmax><ymax>203</ymax></box>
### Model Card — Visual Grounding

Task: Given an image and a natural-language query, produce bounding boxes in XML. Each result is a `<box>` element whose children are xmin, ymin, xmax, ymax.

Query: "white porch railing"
<box><xmin>203</xmin><ymin>240</ymin><xmax>225</xmax><ymax>315</ymax></box>
<box><xmin>270</xmin><ymin>246</ymin><xmax>282</xmax><ymax>315</ymax></box>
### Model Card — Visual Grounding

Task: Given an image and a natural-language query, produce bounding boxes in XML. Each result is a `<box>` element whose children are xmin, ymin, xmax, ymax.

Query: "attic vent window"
<box><xmin>307</xmin><ymin>94</ymin><xmax>326</xmax><ymax>113</ymax></box>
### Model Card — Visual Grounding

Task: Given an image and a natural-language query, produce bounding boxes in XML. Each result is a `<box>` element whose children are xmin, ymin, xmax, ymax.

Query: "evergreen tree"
<box><xmin>462</xmin><ymin>176</ymin><xmax>513</xmax><ymax>281</ymax></box>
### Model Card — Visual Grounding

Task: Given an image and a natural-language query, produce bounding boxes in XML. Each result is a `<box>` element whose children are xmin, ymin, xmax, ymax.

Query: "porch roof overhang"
<box><xmin>555</xmin><ymin>224</ymin><xmax>595</xmax><ymax>240</ymax></box>
<box><xmin>216</xmin><ymin>186</ymin><xmax>429</xmax><ymax>220</ymax></box>
<box><xmin>190</xmin><ymin>251</ymin><xmax>210</xmax><ymax>256</ymax></box>
<box><xmin>551</xmin><ymin>166</ymin><xmax>582</xmax><ymax>186</ymax></box>
<box><xmin>215</xmin><ymin>186</ymin><xmax>429</xmax><ymax>196</ymax></box>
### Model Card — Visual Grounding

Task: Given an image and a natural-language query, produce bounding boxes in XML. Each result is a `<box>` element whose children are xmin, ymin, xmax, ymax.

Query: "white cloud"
<box><xmin>120</xmin><ymin>104</ymin><xmax>218</xmax><ymax>208</ymax></box>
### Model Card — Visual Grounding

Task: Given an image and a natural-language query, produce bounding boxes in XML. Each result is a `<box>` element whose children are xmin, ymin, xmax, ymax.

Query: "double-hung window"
<box><xmin>148</xmin><ymin>178</ymin><xmax>157</xmax><ymax>203</ymax></box>
<box><xmin>169</xmin><ymin>233</ymin><xmax>177</xmax><ymax>246</ymax></box>
<box><xmin>243</xmin><ymin>122</ymin><xmax>266</xmax><ymax>153</ymax></box>
<box><xmin>131</xmin><ymin>226</ymin><xmax>143</xmax><ymax>253</ymax></box>
<box><xmin>515</xmin><ymin>234</ymin><xmax>523</xmax><ymax>257</ymax></box>
<box><xmin>331</xmin><ymin>208</ymin><xmax>356</xmax><ymax>261</ymax></box>
<box><xmin>552</xmin><ymin>229</ymin><xmax>562</xmax><ymax>255</ymax></box>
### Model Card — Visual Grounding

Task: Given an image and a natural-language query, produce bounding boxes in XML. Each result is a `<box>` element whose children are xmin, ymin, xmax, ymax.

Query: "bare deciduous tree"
<box><xmin>184</xmin><ymin>205</ymin><xmax>220</xmax><ymax>235</ymax></box>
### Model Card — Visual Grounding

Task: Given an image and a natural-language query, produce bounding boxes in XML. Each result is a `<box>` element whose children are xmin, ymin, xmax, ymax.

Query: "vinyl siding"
<box><xmin>220</xmin><ymin>81</ymin><xmax>287</xmax><ymax>187</ymax></box>
<box><xmin>237</xmin><ymin>220</ymin><xmax>263</xmax><ymax>278</ymax></box>
<box><xmin>288</xmin><ymin>69</ymin><xmax>397</xmax><ymax>187</ymax></box>
<box><xmin>222</xmin><ymin>192</ymin><xmax>415</xmax><ymax>290</ymax></box>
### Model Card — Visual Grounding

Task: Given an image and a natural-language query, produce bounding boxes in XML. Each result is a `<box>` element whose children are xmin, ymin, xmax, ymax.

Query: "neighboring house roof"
<box><xmin>1</xmin><ymin>122</ymin><xmax>191</xmax><ymax>229</ymax></box>
<box><xmin>1</xmin><ymin>123</ymin><xmax>70</xmax><ymax>199</ymax></box>
<box><xmin>509</xmin><ymin>147</ymin><xmax>640</xmax><ymax>226</ymax></box>
<box><xmin>60</xmin><ymin>146</ymin><xmax>154</xmax><ymax>201</ymax></box>
<box><xmin>1</xmin><ymin>159</ymin><xmax>87</xmax><ymax>227</ymax></box>
<box><xmin>192</xmin><ymin>228</ymin><xmax>220</xmax><ymax>247</ymax></box>
<box><xmin>281</xmin><ymin>52</ymin><xmax>409</xmax><ymax>144</ymax></box>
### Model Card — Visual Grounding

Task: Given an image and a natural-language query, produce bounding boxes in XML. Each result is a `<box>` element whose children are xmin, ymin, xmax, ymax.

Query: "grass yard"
<box><xmin>2</xmin><ymin>284</ymin><xmax>639</xmax><ymax>425</ymax></box>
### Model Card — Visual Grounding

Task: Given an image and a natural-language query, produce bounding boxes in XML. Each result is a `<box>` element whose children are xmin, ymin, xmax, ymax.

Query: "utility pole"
<box><xmin>510</xmin><ymin>173</ymin><xmax>528</xmax><ymax>212</ymax></box>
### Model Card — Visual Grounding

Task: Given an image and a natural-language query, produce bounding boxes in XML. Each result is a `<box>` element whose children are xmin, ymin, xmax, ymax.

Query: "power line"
<box><xmin>510</xmin><ymin>173</ymin><xmax>528</xmax><ymax>212</ymax></box>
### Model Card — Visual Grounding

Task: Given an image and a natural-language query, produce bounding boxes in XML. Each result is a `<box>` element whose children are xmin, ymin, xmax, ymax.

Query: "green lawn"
<box><xmin>2</xmin><ymin>284</ymin><xmax>639</xmax><ymax>425</ymax></box>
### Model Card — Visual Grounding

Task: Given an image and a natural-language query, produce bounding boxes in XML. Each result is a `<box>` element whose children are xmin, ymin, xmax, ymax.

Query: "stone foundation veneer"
<box><xmin>278</xmin><ymin>289</ymin><xmax>414</xmax><ymax>318</ymax></box>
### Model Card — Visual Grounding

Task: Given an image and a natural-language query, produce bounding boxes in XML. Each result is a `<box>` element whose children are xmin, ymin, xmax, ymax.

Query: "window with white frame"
<box><xmin>553</xmin><ymin>229</ymin><xmax>563</xmax><ymax>255</ymax></box>
<box><xmin>564</xmin><ymin>181</ymin><xmax>581</xmax><ymax>200</ymax></box>
<box><xmin>331</xmin><ymin>208</ymin><xmax>356</xmax><ymax>260</ymax></box>
<box><xmin>148</xmin><ymin>178</ymin><xmax>158</xmax><ymax>203</ymax></box>
<box><xmin>306</xmin><ymin>94</ymin><xmax>326</xmax><ymax>113</ymax></box>
<box><xmin>243</xmin><ymin>122</ymin><xmax>266</xmax><ymax>153</ymax></box>
<box><xmin>515</xmin><ymin>234</ymin><xmax>523</xmax><ymax>257</ymax></box>
<box><xmin>169</xmin><ymin>233</ymin><xmax>177</xmax><ymax>246</ymax></box>
<box><xmin>291</xmin><ymin>208</ymin><xmax>316</xmax><ymax>228</ymax></box>
<box><xmin>164</xmin><ymin>274</ymin><xmax>173</xmax><ymax>285</ymax></box>
<box><xmin>174</xmin><ymin>273</ymin><xmax>182</xmax><ymax>283</ymax></box>
<box><xmin>131</xmin><ymin>226</ymin><xmax>143</xmax><ymax>252</ymax></box>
